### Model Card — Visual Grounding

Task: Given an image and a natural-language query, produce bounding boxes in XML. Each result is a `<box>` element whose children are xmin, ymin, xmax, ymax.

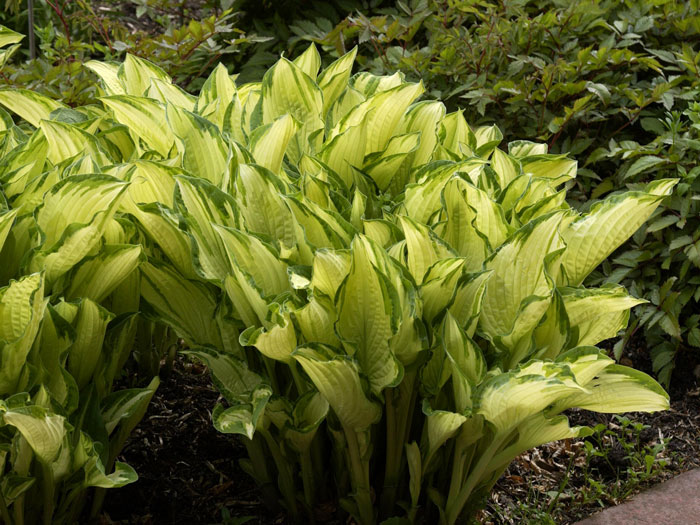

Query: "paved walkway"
<box><xmin>575</xmin><ymin>469</ymin><xmax>700</xmax><ymax>525</ymax></box>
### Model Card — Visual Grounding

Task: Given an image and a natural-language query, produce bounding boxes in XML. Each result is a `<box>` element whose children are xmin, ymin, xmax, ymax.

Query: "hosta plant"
<box><xmin>0</xmin><ymin>26</ymin><xmax>159</xmax><ymax>525</ymax></box>
<box><xmin>5</xmin><ymin>43</ymin><xmax>676</xmax><ymax>524</ymax></box>
<box><xmin>318</xmin><ymin>0</ymin><xmax>700</xmax><ymax>387</ymax></box>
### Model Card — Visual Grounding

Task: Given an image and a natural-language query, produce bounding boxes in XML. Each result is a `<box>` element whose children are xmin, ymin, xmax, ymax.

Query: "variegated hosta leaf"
<box><xmin>166</xmin><ymin>103</ymin><xmax>228</xmax><ymax>187</ymax></box>
<box><xmin>363</xmin><ymin>132</ymin><xmax>420</xmax><ymax>192</ymax></box>
<box><xmin>100</xmin><ymin>95</ymin><xmax>175</xmax><ymax>156</ymax></box>
<box><xmin>283</xmin><ymin>391</ymin><xmax>329</xmax><ymax>453</ymax></box>
<box><xmin>63</xmin><ymin>244</ymin><xmax>144</xmax><ymax>303</ymax></box>
<box><xmin>66</xmin><ymin>298</ymin><xmax>114</xmax><ymax>390</ymax></box>
<box><xmin>442</xmin><ymin>313</ymin><xmax>485</xmax><ymax>411</ymax></box>
<box><xmin>559</xmin><ymin>364</ymin><xmax>670</xmax><ymax>414</ymax></box>
<box><xmin>174</xmin><ymin>176</ymin><xmax>241</xmax><ymax>281</ymax></box>
<box><xmin>222</xmin><ymin>265</ymin><xmax>270</xmax><ymax>328</ymax></box>
<box><xmin>338</xmin><ymin>81</ymin><xmax>425</xmax><ymax>158</ymax></box>
<box><xmin>284</xmin><ymin>194</ymin><xmax>355</xmax><ymax>250</ymax></box>
<box><xmin>476</xmin><ymin>361</ymin><xmax>587</xmax><ymax>435</ymax></box>
<box><xmin>101</xmin><ymin>376</ymin><xmax>160</xmax><ymax>435</ymax></box>
<box><xmin>185</xmin><ymin>346</ymin><xmax>272</xmax><ymax>440</ymax></box>
<box><xmin>448</xmin><ymin>270</ymin><xmax>492</xmax><ymax>337</ymax></box>
<box><xmin>293</xmin><ymin>43</ymin><xmax>321</xmax><ymax>80</ymax></box>
<box><xmin>437</xmin><ymin>109</ymin><xmax>472</xmax><ymax>157</ymax></box>
<box><xmin>520</xmin><ymin>155</ymin><xmax>577</xmax><ymax>186</ymax></box>
<box><xmin>130</xmin><ymin>202</ymin><xmax>197</xmax><ymax>279</ymax></box>
<box><xmin>215</xmin><ymin>225</ymin><xmax>289</xmax><ymax>296</ymax></box>
<box><xmin>39</xmin><ymin>120</ymin><xmax>110</xmax><ymax>166</ymax></box>
<box><xmin>398</xmin><ymin>216</ymin><xmax>454</xmax><ymax>285</ymax></box>
<box><xmin>490</xmin><ymin>148</ymin><xmax>520</xmax><ymax>189</ymax></box>
<box><xmin>0</xmin><ymin>208</ymin><xmax>18</xmax><ymax>259</ymax></box>
<box><xmin>317</xmin><ymin>48</ymin><xmax>358</xmax><ymax>115</ymax></box>
<box><xmin>532</xmin><ymin>289</ymin><xmax>570</xmax><ymax>361</ymax></box>
<box><xmin>239</xmin><ymin>305</ymin><xmax>296</xmax><ymax>364</ymax></box>
<box><xmin>335</xmin><ymin>235</ymin><xmax>402</xmax><ymax>395</ymax></box>
<box><xmin>0</xmin><ymin>89</ymin><xmax>66</xmax><ymax>128</ymax></box>
<box><xmin>85</xmin><ymin>460</ymin><xmax>138</xmax><ymax>489</ymax></box>
<box><xmin>198</xmin><ymin>67</ymin><xmax>237</xmax><ymax>130</ymax></box>
<box><xmin>147</xmin><ymin>78</ymin><xmax>196</xmax><ymax>111</ymax></box>
<box><xmin>118</xmin><ymin>53</ymin><xmax>172</xmax><ymax>97</ymax></box>
<box><xmin>140</xmin><ymin>261</ymin><xmax>224</xmax><ymax>349</ymax></box>
<box><xmin>31</xmin><ymin>175</ymin><xmax>129</xmax><ymax>283</ymax></box>
<box><xmin>559</xmin><ymin>285</ymin><xmax>646</xmax><ymax>347</ymax></box>
<box><xmin>479</xmin><ymin>212</ymin><xmax>566</xmax><ymax>356</ymax></box>
<box><xmin>437</xmin><ymin>176</ymin><xmax>509</xmax><ymax>270</ymax></box>
<box><xmin>248</xmin><ymin>114</ymin><xmax>298</xmax><ymax>174</ymax></box>
<box><xmin>293</xmin><ymin>344</ymin><xmax>381</xmax><ymax>431</ymax></box>
<box><xmin>423</xmin><ymin>401</ymin><xmax>467</xmax><ymax>463</ymax></box>
<box><xmin>509</xmin><ymin>140</ymin><xmax>548</xmax><ymax>157</ymax></box>
<box><xmin>36</xmin><ymin>175</ymin><xmax>129</xmax><ymax>250</ymax></box>
<box><xmin>3</xmin><ymin>405</ymin><xmax>66</xmax><ymax>464</ymax></box>
<box><xmin>117</xmin><ymin>159</ymin><xmax>179</xmax><ymax>210</ymax></box>
<box><xmin>0</xmin><ymin>273</ymin><xmax>46</xmax><ymax>395</ymax></box>
<box><xmin>403</xmin><ymin>160</ymin><xmax>485</xmax><ymax>225</ymax></box>
<box><xmin>234</xmin><ymin>164</ymin><xmax>296</xmax><ymax>251</ymax></box>
<box><xmin>486</xmin><ymin>413</ymin><xmax>590</xmax><ymax>475</ymax></box>
<box><xmin>0</xmin><ymin>25</ymin><xmax>23</xmax><ymax>48</ymax></box>
<box><xmin>318</xmin><ymin>119</ymin><xmax>367</xmax><ymax>188</ymax></box>
<box><xmin>559</xmin><ymin>178</ymin><xmax>677</xmax><ymax>286</ymax></box>
<box><xmin>261</xmin><ymin>57</ymin><xmax>323</xmax><ymax>164</ymax></box>
<box><xmin>293</xmin><ymin>295</ymin><xmax>338</xmax><ymax>346</ymax></box>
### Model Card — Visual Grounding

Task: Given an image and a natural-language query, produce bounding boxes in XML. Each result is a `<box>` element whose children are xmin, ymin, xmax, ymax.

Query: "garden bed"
<box><xmin>101</xmin><ymin>343</ymin><xmax>700</xmax><ymax>525</ymax></box>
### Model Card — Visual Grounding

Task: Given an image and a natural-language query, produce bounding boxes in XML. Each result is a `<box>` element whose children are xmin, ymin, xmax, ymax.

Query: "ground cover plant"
<box><xmin>318</xmin><ymin>0</ymin><xmax>700</xmax><ymax>387</ymax></box>
<box><xmin>0</xmin><ymin>41</ymin><xmax>674</xmax><ymax>524</ymax></box>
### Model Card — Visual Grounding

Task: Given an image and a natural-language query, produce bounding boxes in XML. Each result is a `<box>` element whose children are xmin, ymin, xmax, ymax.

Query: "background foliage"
<box><xmin>0</xmin><ymin>0</ymin><xmax>391</xmax><ymax>105</ymax></box>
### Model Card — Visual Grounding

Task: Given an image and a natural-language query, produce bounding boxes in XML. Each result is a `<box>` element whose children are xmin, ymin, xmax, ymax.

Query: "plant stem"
<box><xmin>243</xmin><ymin>435</ymin><xmax>280</xmax><ymax>512</ymax></box>
<box><xmin>444</xmin><ymin>436</ymin><xmax>504</xmax><ymax>525</ymax></box>
<box><xmin>343</xmin><ymin>425</ymin><xmax>375</xmax><ymax>525</ymax></box>
<box><xmin>27</xmin><ymin>0</ymin><xmax>35</xmax><ymax>59</ymax></box>
<box><xmin>300</xmin><ymin>448</ymin><xmax>316</xmax><ymax>521</ymax></box>
<box><xmin>163</xmin><ymin>343</ymin><xmax>177</xmax><ymax>379</ymax></box>
<box><xmin>13</xmin><ymin>494</ymin><xmax>24</xmax><ymax>525</ymax></box>
<box><xmin>380</xmin><ymin>369</ymin><xmax>418</xmax><ymax>518</ymax></box>
<box><xmin>260</xmin><ymin>428</ymin><xmax>300</xmax><ymax>523</ymax></box>
<box><xmin>45</xmin><ymin>0</ymin><xmax>71</xmax><ymax>47</ymax></box>
<box><xmin>263</xmin><ymin>357</ymin><xmax>280</xmax><ymax>394</ymax></box>
<box><xmin>90</xmin><ymin>487</ymin><xmax>106</xmax><ymax>519</ymax></box>
<box><xmin>290</xmin><ymin>361</ymin><xmax>307</xmax><ymax>396</ymax></box>
<box><xmin>0</xmin><ymin>486</ymin><xmax>13</xmax><ymax>525</ymax></box>
<box><xmin>41</xmin><ymin>464</ymin><xmax>55</xmax><ymax>525</ymax></box>
<box><xmin>381</xmin><ymin>387</ymin><xmax>398</xmax><ymax>518</ymax></box>
<box><xmin>446</xmin><ymin>429</ymin><xmax>474</xmax><ymax>507</ymax></box>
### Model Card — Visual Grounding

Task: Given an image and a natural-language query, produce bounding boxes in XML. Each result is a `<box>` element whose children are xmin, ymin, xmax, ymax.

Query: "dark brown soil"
<box><xmin>100</xmin><ymin>358</ymin><xmax>277</xmax><ymax>525</ymax></box>
<box><xmin>99</xmin><ymin>339</ymin><xmax>700</xmax><ymax>525</ymax></box>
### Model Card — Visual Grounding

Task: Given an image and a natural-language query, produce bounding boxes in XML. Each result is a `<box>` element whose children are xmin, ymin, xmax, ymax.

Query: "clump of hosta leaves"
<box><xmin>1</xmin><ymin>43</ymin><xmax>676</xmax><ymax>524</ymax></box>
<box><xmin>0</xmin><ymin>26</ymin><xmax>161</xmax><ymax>525</ymax></box>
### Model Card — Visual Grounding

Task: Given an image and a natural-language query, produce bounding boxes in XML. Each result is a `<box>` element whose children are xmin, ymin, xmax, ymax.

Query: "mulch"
<box><xmin>99</xmin><ymin>338</ymin><xmax>700</xmax><ymax>525</ymax></box>
<box><xmin>100</xmin><ymin>359</ymin><xmax>273</xmax><ymax>525</ymax></box>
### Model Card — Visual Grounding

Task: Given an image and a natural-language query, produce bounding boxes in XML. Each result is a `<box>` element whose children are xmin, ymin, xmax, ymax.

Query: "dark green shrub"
<box><xmin>0</xmin><ymin>0</ymin><xmax>391</xmax><ymax>105</ymax></box>
<box><xmin>586</xmin><ymin>104</ymin><xmax>700</xmax><ymax>385</ymax></box>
